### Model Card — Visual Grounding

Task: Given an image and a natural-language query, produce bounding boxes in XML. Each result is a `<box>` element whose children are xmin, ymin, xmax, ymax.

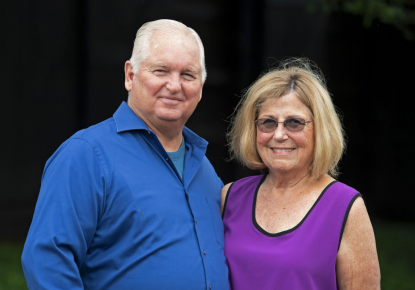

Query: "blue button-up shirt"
<box><xmin>22</xmin><ymin>102</ymin><xmax>228</xmax><ymax>290</ymax></box>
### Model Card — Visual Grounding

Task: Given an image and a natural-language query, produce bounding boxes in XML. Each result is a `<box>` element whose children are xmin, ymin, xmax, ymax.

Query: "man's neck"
<box><xmin>129</xmin><ymin>104</ymin><xmax>184</xmax><ymax>152</ymax></box>
<box><xmin>154</xmin><ymin>128</ymin><xmax>183</xmax><ymax>152</ymax></box>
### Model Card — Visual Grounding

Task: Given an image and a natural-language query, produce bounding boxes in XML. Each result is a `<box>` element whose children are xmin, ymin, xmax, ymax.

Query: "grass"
<box><xmin>1</xmin><ymin>223</ymin><xmax>414</xmax><ymax>289</ymax></box>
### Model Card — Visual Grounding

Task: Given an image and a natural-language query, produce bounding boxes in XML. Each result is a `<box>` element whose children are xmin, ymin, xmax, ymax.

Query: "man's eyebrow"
<box><xmin>184</xmin><ymin>67</ymin><xmax>200</xmax><ymax>76</ymax></box>
<box><xmin>152</xmin><ymin>62</ymin><xmax>170</xmax><ymax>69</ymax></box>
<box><xmin>186</xmin><ymin>67</ymin><xmax>198</xmax><ymax>73</ymax></box>
<box><xmin>151</xmin><ymin>63</ymin><xmax>199</xmax><ymax>75</ymax></box>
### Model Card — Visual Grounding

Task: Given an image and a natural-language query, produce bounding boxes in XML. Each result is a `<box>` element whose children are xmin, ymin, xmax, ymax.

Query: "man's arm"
<box><xmin>21</xmin><ymin>138</ymin><xmax>106</xmax><ymax>290</ymax></box>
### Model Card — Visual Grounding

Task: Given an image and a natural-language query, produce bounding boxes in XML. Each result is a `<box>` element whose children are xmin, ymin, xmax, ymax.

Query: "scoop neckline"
<box><xmin>252</xmin><ymin>174</ymin><xmax>338</xmax><ymax>237</ymax></box>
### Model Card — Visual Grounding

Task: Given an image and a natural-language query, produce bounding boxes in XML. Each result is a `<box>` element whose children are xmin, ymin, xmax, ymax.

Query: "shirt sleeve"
<box><xmin>21</xmin><ymin>138</ymin><xmax>107</xmax><ymax>290</ymax></box>
<box><xmin>218</xmin><ymin>176</ymin><xmax>224</xmax><ymax>188</ymax></box>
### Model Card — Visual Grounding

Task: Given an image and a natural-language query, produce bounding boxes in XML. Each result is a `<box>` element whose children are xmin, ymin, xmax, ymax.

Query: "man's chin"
<box><xmin>156</xmin><ymin>113</ymin><xmax>182</xmax><ymax>123</ymax></box>
<box><xmin>155</xmin><ymin>109</ymin><xmax>185</xmax><ymax>123</ymax></box>
<box><xmin>154</xmin><ymin>107</ymin><xmax>195</xmax><ymax>126</ymax></box>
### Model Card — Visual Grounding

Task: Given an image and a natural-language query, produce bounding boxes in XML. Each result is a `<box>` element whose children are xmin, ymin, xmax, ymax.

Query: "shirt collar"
<box><xmin>182</xmin><ymin>126</ymin><xmax>208</xmax><ymax>146</ymax></box>
<box><xmin>113</xmin><ymin>101</ymin><xmax>208</xmax><ymax>147</ymax></box>
<box><xmin>113</xmin><ymin>101</ymin><xmax>150</xmax><ymax>132</ymax></box>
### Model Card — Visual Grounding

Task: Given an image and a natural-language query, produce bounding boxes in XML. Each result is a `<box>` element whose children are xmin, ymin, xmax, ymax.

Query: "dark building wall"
<box><xmin>325</xmin><ymin>12</ymin><xmax>415</xmax><ymax>220</ymax></box>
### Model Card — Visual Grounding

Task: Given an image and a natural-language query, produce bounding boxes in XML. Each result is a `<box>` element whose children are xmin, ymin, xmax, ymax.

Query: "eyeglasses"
<box><xmin>255</xmin><ymin>118</ymin><xmax>312</xmax><ymax>133</ymax></box>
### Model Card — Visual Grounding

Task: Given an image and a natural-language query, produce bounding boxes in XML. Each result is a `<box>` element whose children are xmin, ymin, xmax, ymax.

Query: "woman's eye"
<box><xmin>263</xmin><ymin>119</ymin><xmax>275</xmax><ymax>124</ymax></box>
<box><xmin>260</xmin><ymin>119</ymin><xmax>276</xmax><ymax>127</ymax></box>
<box><xmin>287</xmin><ymin>118</ymin><xmax>302</xmax><ymax>125</ymax></box>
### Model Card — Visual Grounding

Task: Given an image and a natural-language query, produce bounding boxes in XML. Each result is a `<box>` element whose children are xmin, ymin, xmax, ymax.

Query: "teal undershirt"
<box><xmin>167</xmin><ymin>136</ymin><xmax>185</xmax><ymax>180</ymax></box>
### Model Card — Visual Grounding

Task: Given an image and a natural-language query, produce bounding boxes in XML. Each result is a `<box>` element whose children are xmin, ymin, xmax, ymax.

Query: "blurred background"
<box><xmin>1</xmin><ymin>0</ymin><xmax>415</xmax><ymax>289</ymax></box>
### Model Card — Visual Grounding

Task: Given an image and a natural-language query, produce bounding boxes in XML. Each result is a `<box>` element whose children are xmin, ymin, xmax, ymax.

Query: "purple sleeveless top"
<box><xmin>223</xmin><ymin>174</ymin><xmax>361</xmax><ymax>290</ymax></box>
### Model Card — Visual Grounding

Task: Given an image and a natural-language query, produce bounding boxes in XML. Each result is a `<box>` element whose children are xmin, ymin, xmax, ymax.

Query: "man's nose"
<box><xmin>165</xmin><ymin>74</ymin><xmax>181</xmax><ymax>93</ymax></box>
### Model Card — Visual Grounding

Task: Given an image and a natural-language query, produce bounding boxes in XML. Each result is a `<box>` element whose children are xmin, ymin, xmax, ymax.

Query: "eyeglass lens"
<box><xmin>256</xmin><ymin>118</ymin><xmax>306</xmax><ymax>133</ymax></box>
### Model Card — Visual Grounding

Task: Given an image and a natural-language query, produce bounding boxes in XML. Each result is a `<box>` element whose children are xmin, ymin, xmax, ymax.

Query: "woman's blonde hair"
<box><xmin>228</xmin><ymin>58</ymin><xmax>345</xmax><ymax>180</ymax></box>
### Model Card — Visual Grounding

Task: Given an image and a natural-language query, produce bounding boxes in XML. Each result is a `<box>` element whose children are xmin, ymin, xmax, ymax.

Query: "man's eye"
<box><xmin>153</xmin><ymin>69</ymin><xmax>168</xmax><ymax>74</ymax></box>
<box><xmin>183</xmin><ymin>73</ymin><xmax>195</xmax><ymax>79</ymax></box>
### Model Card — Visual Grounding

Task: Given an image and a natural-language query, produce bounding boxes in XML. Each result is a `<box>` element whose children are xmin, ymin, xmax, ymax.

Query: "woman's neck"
<box><xmin>266</xmin><ymin>169</ymin><xmax>313</xmax><ymax>192</ymax></box>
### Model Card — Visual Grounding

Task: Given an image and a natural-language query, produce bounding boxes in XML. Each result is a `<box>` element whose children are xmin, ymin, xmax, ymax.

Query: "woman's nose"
<box><xmin>272</xmin><ymin>123</ymin><xmax>288</xmax><ymax>140</ymax></box>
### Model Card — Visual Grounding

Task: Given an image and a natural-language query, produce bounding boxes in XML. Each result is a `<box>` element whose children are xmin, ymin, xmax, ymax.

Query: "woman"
<box><xmin>221</xmin><ymin>58</ymin><xmax>380</xmax><ymax>289</ymax></box>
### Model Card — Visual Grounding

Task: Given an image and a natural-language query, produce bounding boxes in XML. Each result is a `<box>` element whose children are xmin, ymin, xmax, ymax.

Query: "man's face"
<box><xmin>125</xmin><ymin>32</ymin><xmax>203</xmax><ymax>130</ymax></box>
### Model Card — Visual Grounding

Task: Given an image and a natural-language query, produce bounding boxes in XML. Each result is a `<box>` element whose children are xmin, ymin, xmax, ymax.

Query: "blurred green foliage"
<box><xmin>1</xmin><ymin>223</ymin><xmax>414</xmax><ymax>289</ymax></box>
<box><xmin>306</xmin><ymin>0</ymin><xmax>415</xmax><ymax>40</ymax></box>
<box><xmin>374</xmin><ymin>223</ymin><xmax>415</xmax><ymax>289</ymax></box>
<box><xmin>0</xmin><ymin>242</ymin><xmax>26</xmax><ymax>290</ymax></box>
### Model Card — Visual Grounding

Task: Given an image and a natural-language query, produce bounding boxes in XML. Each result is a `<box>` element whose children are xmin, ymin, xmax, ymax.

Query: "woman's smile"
<box><xmin>270</xmin><ymin>147</ymin><xmax>296</xmax><ymax>154</ymax></box>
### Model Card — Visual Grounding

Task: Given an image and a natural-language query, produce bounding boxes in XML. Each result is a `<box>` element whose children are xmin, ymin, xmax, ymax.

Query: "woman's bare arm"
<box><xmin>220</xmin><ymin>183</ymin><xmax>233</xmax><ymax>215</ymax></box>
<box><xmin>336</xmin><ymin>197</ymin><xmax>381</xmax><ymax>289</ymax></box>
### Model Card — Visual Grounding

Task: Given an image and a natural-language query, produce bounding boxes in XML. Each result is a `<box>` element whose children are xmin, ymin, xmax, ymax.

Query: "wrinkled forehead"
<box><xmin>256</xmin><ymin>93</ymin><xmax>314</xmax><ymax>119</ymax></box>
<box><xmin>149</xmin><ymin>30</ymin><xmax>199</xmax><ymax>54</ymax></box>
<box><xmin>143</xmin><ymin>31</ymin><xmax>201</xmax><ymax>73</ymax></box>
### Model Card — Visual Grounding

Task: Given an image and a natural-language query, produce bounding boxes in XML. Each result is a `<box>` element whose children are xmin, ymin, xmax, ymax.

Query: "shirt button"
<box><xmin>147</xmin><ymin>131</ymin><xmax>151</xmax><ymax>134</ymax></box>
<box><xmin>165</xmin><ymin>157</ymin><xmax>169</xmax><ymax>161</ymax></box>
<box><xmin>203</xmin><ymin>250</ymin><xmax>206</xmax><ymax>255</ymax></box>
<box><xmin>209</xmin><ymin>285</ymin><xmax>212</xmax><ymax>289</ymax></box>
<box><xmin>195</xmin><ymin>219</ymin><xmax>197</xmax><ymax>223</ymax></box>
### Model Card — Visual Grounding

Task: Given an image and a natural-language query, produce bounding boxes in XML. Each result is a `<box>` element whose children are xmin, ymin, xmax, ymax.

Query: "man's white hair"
<box><xmin>130</xmin><ymin>19</ymin><xmax>207</xmax><ymax>82</ymax></box>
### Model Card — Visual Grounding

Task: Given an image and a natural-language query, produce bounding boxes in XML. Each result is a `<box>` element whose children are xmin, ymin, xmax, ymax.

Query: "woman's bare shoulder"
<box><xmin>220</xmin><ymin>183</ymin><xmax>233</xmax><ymax>214</ymax></box>
<box><xmin>221</xmin><ymin>183</ymin><xmax>233</xmax><ymax>197</ymax></box>
<box><xmin>336</xmin><ymin>197</ymin><xmax>381</xmax><ymax>289</ymax></box>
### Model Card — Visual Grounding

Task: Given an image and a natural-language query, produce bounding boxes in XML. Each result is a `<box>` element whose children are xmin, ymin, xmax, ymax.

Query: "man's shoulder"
<box><xmin>200</xmin><ymin>155</ymin><xmax>215</xmax><ymax>168</ymax></box>
<box><xmin>45</xmin><ymin>118</ymin><xmax>116</xmax><ymax>166</ymax></box>
<box><xmin>197</xmin><ymin>155</ymin><xmax>223</xmax><ymax>187</ymax></box>
<box><xmin>70</xmin><ymin>117</ymin><xmax>116</xmax><ymax>145</ymax></box>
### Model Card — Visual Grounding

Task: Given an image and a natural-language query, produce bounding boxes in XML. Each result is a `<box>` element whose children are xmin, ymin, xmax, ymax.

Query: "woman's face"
<box><xmin>256</xmin><ymin>92</ymin><xmax>314</xmax><ymax>177</ymax></box>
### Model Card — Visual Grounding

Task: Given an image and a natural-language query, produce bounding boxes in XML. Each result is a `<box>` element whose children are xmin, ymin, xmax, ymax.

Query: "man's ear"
<box><xmin>125</xmin><ymin>61</ymin><xmax>134</xmax><ymax>91</ymax></box>
<box><xmin>199</xmin><ymin>82</ymin><xmax>204</xmax><ymax>102</ymax></box>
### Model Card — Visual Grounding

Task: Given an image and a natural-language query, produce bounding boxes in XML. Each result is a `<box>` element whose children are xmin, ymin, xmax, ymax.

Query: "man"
<box><xmin>22</xmin><ymin>19</ymin><xmax>228</xmax><ymax>290</ymax></box>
